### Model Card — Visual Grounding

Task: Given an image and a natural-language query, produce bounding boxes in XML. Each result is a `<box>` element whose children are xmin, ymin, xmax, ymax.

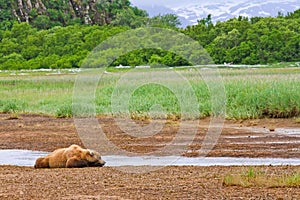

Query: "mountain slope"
<box><xmin>132</xmin><ymin>0</ymin><xmax>300</xmax><ymax>26</ymax></box>
<box><xmin>0</xmin><ymin>0</ymin><xmax>133</xmax><ymax>28</ymax></box>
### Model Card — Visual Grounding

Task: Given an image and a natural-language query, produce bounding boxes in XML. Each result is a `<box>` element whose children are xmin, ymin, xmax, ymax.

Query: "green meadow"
<box><xmin>0</xmin><ymin>66</ymin><xmax>299</xmax><ymax>119</ymax></box>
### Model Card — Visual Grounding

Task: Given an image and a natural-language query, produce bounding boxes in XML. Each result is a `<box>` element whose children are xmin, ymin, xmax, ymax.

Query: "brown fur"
<box><xmin>34</xmin><ymin>144</ymin><xmax>105</xmax><ymax>168</ymax></box>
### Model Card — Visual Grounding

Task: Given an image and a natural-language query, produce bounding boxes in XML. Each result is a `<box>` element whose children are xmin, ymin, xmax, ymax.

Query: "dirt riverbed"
<box><xmin>0</xmin><ymin>114</ymin><xmax>300</xmax><ymax>199</ymax></box>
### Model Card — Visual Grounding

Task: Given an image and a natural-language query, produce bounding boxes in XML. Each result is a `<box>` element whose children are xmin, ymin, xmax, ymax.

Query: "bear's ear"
<box><xmin>88</xmin><ymin>150</ymin><xmax>94</xmax><ymax>156</ymax></box>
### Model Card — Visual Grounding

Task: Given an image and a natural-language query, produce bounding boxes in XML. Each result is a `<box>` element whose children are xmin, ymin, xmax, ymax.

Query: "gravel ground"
<box><xmin>0</xmin><ymin>114</ymin><xmax>300</xmax><ymax>199</ymax></box>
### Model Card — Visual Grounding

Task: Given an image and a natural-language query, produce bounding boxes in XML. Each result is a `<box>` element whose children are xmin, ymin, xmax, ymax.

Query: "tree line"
<box><xmin>183</xmin><ymin>11</ymin><xmax>300</xmax><ymax>64</ymax></box>
<box><xmin>0</xmin><ymin>0</ymin><xmax>180</xmax><ymax>30</ymax></box>
<box><xmin>0</xmin><ymin>1</ymin><xmax>299</xmax><ymax>69</ymax></box>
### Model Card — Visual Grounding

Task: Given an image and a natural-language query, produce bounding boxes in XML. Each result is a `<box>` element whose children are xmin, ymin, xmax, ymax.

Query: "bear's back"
<box><xmin>47</xmin><ymin>148</ymin><xmax>69</xmax><ymax>168</ymax></box>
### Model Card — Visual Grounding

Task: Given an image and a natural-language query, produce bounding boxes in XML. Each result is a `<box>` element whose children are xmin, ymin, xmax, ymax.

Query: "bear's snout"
<box><xmin>100</xmin><ymin>160</ymin><xmax>106</xmax><ymax>166</ymax></box>
<box><xmin>89</xmin><ymin>159</ymin><xmax>105</xmax><ymax>167</ymax></box>
<box><xmin>98</xmin><ymin>159</ymin><xmax>106</xmax><ymax>166</ymax></box>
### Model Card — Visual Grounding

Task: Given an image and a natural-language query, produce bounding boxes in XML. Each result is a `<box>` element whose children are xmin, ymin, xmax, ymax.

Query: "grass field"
<box><xmin>0</xmin><ymin>66</ymin><xmax>300</xmax><ymax>119</ymax></box>
<box><xmin>223</xmin><ymin>167</ymin><xmax>300</xmax><ymax>188</ymax></box>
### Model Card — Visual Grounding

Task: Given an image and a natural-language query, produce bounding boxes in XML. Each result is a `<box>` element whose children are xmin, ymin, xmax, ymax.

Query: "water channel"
<box><xmin>1</xmin><ymin>149</ymin><xmax>300</xmax><ymax>167</ymax></box>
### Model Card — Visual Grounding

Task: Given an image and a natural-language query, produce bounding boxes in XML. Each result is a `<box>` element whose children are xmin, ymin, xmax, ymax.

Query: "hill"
<box><xmin>0</xmin><ymin>1</ymin><xmax>299</xmax><ymax>69</ymax></box>
<box><xmin>0</xmin><ymin>0</ymin><xmax>147</xmax><ymax>29</ymax></box>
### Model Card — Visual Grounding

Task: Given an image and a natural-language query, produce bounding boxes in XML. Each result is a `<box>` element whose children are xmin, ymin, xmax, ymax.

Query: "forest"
<box><xmin>0</xmin><ymin>0</ymin><xmax>299</xmax><ymax>69</ymax></box>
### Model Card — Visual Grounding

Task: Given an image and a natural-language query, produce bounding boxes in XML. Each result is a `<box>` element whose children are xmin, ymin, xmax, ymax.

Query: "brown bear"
<box><xmin>34</xmin><ymin>144</ymin><xmax>105</xmax><ymax>168</ymax></box>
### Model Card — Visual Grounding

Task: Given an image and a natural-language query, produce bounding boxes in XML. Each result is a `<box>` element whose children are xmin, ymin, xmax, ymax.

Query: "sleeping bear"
<box><xmin>34</xmin><ymin>144</ymin><xmax>105</xmax><ymax>168</ymax></box>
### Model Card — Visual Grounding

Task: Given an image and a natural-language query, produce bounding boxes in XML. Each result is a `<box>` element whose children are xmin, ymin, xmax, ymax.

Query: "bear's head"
<box><xmin>84</xmin><ymin>149</ymin><xmax>106</xmax><ymax>167</ymax></box>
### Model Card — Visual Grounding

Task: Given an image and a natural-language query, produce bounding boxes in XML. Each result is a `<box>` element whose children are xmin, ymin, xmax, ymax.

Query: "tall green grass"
<box><xmin>225</xmin><ymin>76</ymin><xmax>300</xmax><ymax>119</ymax></box>
<box><xmin>0</xmin><ymin>67</ymin><xmax>299</xmax><ymax>119</ymax></box>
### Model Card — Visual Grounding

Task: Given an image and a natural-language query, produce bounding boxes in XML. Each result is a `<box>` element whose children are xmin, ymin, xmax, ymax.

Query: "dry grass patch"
<box><xmin>223</xmin><ymin>167</ymin><xmax>300</xmax><ymax>188</ymax></box>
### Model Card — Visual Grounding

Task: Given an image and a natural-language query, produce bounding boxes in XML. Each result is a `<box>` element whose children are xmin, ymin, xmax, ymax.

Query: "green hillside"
<box><xmin>1</xmin><ymin>0</ymin><xmax>137</xmax><ymax>28</ymax></box>
<box><xmin>0</xmin><ymin>1</ymin><xmax>299</xmax><ymax>69</ymax></box>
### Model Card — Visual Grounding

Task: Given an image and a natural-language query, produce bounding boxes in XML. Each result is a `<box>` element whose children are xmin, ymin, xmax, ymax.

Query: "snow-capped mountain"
<box><xmin>131</xmin><ymin>0</ymin><xmax>300</xmax><ymax>26</ymax></box>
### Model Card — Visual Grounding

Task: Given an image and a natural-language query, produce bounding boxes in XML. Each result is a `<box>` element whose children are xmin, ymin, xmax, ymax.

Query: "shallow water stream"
<box><xmin>1</xmin><ymin>128</ymin><xmax>299</xmax><ymax>167</ymax></box>
<box><xmin>1</xmin><ymin>149</ymin><xmax>300</xmax><ymax>167</ymax></box>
